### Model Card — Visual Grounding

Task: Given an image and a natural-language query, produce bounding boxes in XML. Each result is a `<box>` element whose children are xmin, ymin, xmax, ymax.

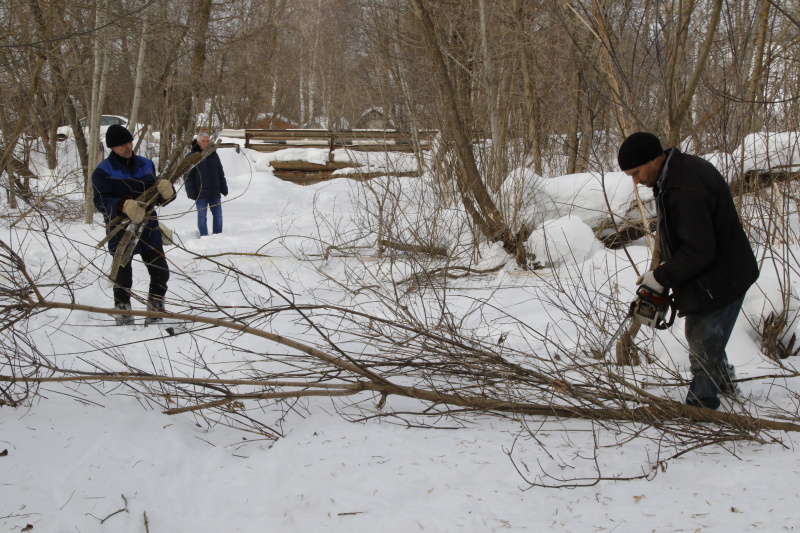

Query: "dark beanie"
<box><xmin>105</xmin><ymin>124</ymin><xmax>134</xmax><ymax>148</ymax></box>
<box><xmin>618</xmin><ymin>132</ymin><xmax>663</xmax><ymax>171</ymax></box>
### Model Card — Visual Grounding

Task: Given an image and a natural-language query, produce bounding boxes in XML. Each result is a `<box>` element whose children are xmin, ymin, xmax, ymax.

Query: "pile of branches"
<box><xmin>1</xmin><ymin>228</ymin><xmax>800</xmax><ymax>486</ymax></box>
<box><xmin>2</xmin><ymin>238</ymin><xmax>799</xmax><ymax>436</ymax></box>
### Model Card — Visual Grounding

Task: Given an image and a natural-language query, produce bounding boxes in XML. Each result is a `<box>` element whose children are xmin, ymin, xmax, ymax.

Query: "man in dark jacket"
<box><xmin>93</xmin><ymin>124</ymin><xmax>176</xmax><ymax>326</ymax></box>
<box><xmin>618</xmin><ymin>132</ymin><xmax>759</xmax><ymax>410</ymax></box>
<box><xmin>185</xmin><ymin>132</ymin><xmax>228</xmax><ymax>236</ymax></box>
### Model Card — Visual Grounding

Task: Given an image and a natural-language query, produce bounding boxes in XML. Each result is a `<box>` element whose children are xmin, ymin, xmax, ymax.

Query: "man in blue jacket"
<box><xmin>185</xmin><ymin>132</ymin><xmax>228</xmax><ymax>236</ymax></box>
<box><xmin>618</xmin><ymin>132</ymin><xmax>759</xmax><ymax>410</ymax></box>
<box><xmin>93</xmin><ymin>124</ymin><xmax>176</xmax><ymax>325</ymax></box>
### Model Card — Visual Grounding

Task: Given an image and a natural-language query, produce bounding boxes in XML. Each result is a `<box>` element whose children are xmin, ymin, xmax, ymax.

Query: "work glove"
<box><xmin>636</xmin><ymin>270</ymin><xmax>665</xmax><ymax>293</ymax></box>
<box><xmin>156</xmin><ymin>179</ymin><xmax>175</xmax><ymax>201</ymax></box>
<box><xmin>121</xmin><ymin>199</ymin><xmax>146</xmax><ymax>223</ymax></box>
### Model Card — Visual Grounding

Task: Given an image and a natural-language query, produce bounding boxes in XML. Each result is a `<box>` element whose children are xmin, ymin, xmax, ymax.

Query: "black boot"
<box><xmin>114</xmin><ymin>301</ymin><xmax>135</xmax><ymax>326</ymax></box>
<box><xmin>718</xmin><ymin>362</ymin><xmax>741</xmax><ymax>398</ymax></box>
<box><xmin>144</xmin><ymin>295</ymin><xmax>165</xmax><ymax>326</ymax></box>
<box><xmin>686</xmin><ymin>375</ymin><xmax>721</xmax><ymax>410</ymax></box>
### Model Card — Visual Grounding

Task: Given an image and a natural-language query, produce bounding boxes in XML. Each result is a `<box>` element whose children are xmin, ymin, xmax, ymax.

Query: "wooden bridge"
<box><xmin>237</xmin><ymin>129</ymin><xmax>437</xmax><ymax>184</ymax></box>
<box><xmin>243</xmin><ymin>128</ymin><xmax>435</xmax><ymax>153</ymax></box>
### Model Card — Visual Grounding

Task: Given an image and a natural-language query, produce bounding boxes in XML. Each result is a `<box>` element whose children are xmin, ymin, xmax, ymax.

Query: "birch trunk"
<box><xmin>128</xmin><ymin>11</ymin><xmax>150</xmax><ymax>137</ymax></box>
<box><xmin>736</xmin><ymin>0</ymin><xmax>770</xmax><ymax>213</ymax></box>
<box><xmin>299</xmin><ymin>72</ymin><xmax>306</xmax><ymax>125</ymax></box>
<box><xmin>84</xmin><ymin>0</ymin><xmax>110</xmax><ymax>224</ymax></box>
<box><xmin>566</xmin><ymin>66</ymin><xmax>581</xmax><ymax>175</ymax></box>
<box><xmin>307</xmin><ymin>0</ymin><xmax>323</xmax><ymax>125</ymax></box>
<box><xmin>478</xmin><ymin>0</ymin><xmax>503</xmax><ymax>190</ymax></box>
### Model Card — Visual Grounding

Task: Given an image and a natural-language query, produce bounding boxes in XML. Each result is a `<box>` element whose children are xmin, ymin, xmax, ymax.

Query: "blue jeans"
<box><xmin>684</xmin><ymin>294</ymin><xmax>745</xmax><ymax>399</ymax></box>
<box><xmin>196</xmin><ymin>197</ymin><xmax>223</xmax><ymax>236</ymax></box>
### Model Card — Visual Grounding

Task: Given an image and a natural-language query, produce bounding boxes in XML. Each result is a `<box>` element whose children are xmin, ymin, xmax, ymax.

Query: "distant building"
<box><xmin>356</xmin><ymin>107</ymin><xmax>394</xmax><ymax>129</ymax></box>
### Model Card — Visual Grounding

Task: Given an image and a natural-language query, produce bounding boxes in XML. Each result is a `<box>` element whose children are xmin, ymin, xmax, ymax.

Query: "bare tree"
<box><xmin>408</xmin><ymin>0</ymin><xmax>530</xmax><ymax>266</ymax></box>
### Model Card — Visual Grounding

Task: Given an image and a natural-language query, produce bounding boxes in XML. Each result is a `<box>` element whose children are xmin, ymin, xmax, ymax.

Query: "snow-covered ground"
<box><xmin>2</xmin><ymin>137</ymin><xmax>800</xmax><ymax>532</ymax></box>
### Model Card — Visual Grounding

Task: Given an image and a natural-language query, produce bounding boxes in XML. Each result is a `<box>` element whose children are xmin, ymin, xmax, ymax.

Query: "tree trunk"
<box><xmin>25</xmin><ymin>0</ymin><xmax>59</xmax><ymax>171</ymax></box>
<box><xmin>85</xmin><ymin>0</ymin><xmax>110</xmax><ymax>224</ymax></box>
<box><xmin>182</xmin><ymin>0</ymin><xmax>213</xmax><ymax>136</ymax></box>
<box><xmin>391</xmin><ymin>13</ymin><xmax>425</xmax><ymax>170</ymax></box>
<box><xmin>299</xmin><ymin>72</ymin><xmax>306</xmax><ymax>125</ymax></box>
<box><xmin>577</xmin><ymin>92</ymin><xmax>600</xmax><ymax>173</ymax></box>
<box><xmin>513</xmin><ymin>0</ymin><xmax>543</xmax><ymax>176</ymax></box>
<box><xmin>410</xmin><ymin>0</ymin><xmax>526</xmax><ymax>265</ymax></box>
<box><xmin>665</xmin><ymin>0</ymin><xmax>723</xmax><ymax>146</ymax></box>
<box><xmin>128</xmin><ymin>10</ymin><xmax>150</xmax><ymax>136</ymax></box>
<box><xmin>746</xmin><ymin>0</ymin><xmax>770</xmax><ymax>132</ymax></box>
<box><xmin>478</xmin><ymin>0</ymin><xmax>503</xmax><ymax>190</ymax></box>
<box><xmin>0</xmin><ymin>53</ymin><xmax>45</xmax><ymax>210</ymax></box>
<box><xmin>566</xmin><ymin>66</ymin><xmax>581</xmax><ymax>175</ymax></box>
<box><xmin>29</xmin><ymin>100</ymin><xmax>58</xmax><ymax>171</ymax></box>
<box><xmin>736</xmin><ymin>0</ymin><xmax>770</xmax><ymax>214</ymax></box>
<box><xmin>0</xmin><ymin>106</ymin><xmax>18</xmax><ymax>209</ymax></box>
<box><xmin>563</xmin><ymin>2</ymin><xmax>631</xmax><ymax>136</ymax></box>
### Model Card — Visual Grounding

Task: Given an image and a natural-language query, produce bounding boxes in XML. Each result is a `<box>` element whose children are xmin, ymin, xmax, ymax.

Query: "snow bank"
<box><xmin>216</xmin><ymin>144</ymin><xmax>255</xmax><ymax>178</ymax></box>
<box><xmin>732</xmin><ymin>131</ymin><xmax>800</xmax><ymax>177</ymax></box>
<box><xmin>500</xmin><ymin>169</ymin><xmax>640</xmax><ymax>231</ymax></box>
<box><xmin>526</xmin><ymin>215</ymin><xmax>601</xmax><ymax>268</ymax></box>
<box><xmin>496</xmin><ymin>169</ymin><xmax>638</xmax><ymax>268</ymax></box>
<box><xmin>264</xmin><ymin>147</ymin><xmax>331</xmax><ymax>166</ymax></box>
<box><xmin>743</xmin><ymin>266</ymin><xmax>800</xmax><ymax>348</ymax></box>
<box><xmin>332</xmin><ymin>149</ymin><xmax>420</xmax><ymax>175</ymax></box>
<box><xmin>531</xmin><ymin>171</ymin><xmax>638</xmax><ymax>228</ymax></box>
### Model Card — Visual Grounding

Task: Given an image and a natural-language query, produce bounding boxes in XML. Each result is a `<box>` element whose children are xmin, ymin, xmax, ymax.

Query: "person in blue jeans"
<box><xmin>618</xmin><ymin>132</ymin><xmax>759</xmax><ymax>410</ymax></box>
<box><xmin>185</xmin><ymin>133</ymin><xmax>228</xmax><ymax>236</ymax></box>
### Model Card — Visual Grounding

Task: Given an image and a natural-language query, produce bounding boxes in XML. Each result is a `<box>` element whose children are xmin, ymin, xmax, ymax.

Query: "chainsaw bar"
<box><xmin>602</xmin><ymin>302</ymin><xmax>636</xmax><ymax>356</ymax></box>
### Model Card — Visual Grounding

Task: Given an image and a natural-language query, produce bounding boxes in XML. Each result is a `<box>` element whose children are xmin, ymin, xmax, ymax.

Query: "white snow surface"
<box><xmin>2</xmin><ymin>140</ymin><xmax>800</xmax><ymax>532</ymax></box>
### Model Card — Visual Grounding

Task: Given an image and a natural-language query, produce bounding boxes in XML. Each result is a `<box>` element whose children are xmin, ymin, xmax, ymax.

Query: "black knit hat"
<box><xmin>105</xmin><ymin>124</ymin><xmax>134</xmax><ymax>148</ymax></box>
<box><xmin>618</xmin><ymin>132</ymin><xmax>663</xmax><ymax>171</ymax></box>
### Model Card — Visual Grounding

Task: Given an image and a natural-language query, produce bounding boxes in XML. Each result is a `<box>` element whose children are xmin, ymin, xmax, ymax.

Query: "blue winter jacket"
<box><xmin>92</xmin><ymin>152</ymin><xmax>164</xmax><ymax>255</ymax></box>
<box><xmin>185</xmin><ymin>145</ymin><xmax>228</xmax><ymax>200</ymax></box>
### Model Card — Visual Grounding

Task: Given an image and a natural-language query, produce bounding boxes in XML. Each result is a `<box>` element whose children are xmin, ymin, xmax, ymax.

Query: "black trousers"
<box><xmin>113</xmin><ymin>247</ymin><xmax>170</xmax><ymax>305</ymax></box>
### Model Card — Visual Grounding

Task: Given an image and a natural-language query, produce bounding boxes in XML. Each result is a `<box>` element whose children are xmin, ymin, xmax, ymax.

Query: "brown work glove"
<box><xmin>121</xmin><ymin>199</ymin><xmax>146</xmax><ymax>223</ymax></box>
<box><xmin>156</xmin><ymin>179</ymin><xmax>175</xmax><ymax>201</ymax></box>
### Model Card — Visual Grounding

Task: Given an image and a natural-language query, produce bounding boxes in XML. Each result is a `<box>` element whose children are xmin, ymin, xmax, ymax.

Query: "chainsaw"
<box><xmin>602</xmin><ymin>285</ymin><xmax>676</xmax><ymax>356</ymax></box>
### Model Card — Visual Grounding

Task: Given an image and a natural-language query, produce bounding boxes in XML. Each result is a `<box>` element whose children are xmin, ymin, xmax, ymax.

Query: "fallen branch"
<box><xmin>5</xmin><ymin>365</ymin><xmax>800</xmax><ymax>432</ymax></box>
<box><xmin>379</xmin><ymin>239</ymin><xmax>448</xmax><ymax>257</ymax></box>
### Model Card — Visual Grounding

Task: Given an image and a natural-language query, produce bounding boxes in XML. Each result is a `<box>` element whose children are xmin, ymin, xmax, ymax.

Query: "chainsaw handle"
<box><xmin>655</xmin><ymin>294</ymin><xmax>676</xmax><ymax>330</ymax></box>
